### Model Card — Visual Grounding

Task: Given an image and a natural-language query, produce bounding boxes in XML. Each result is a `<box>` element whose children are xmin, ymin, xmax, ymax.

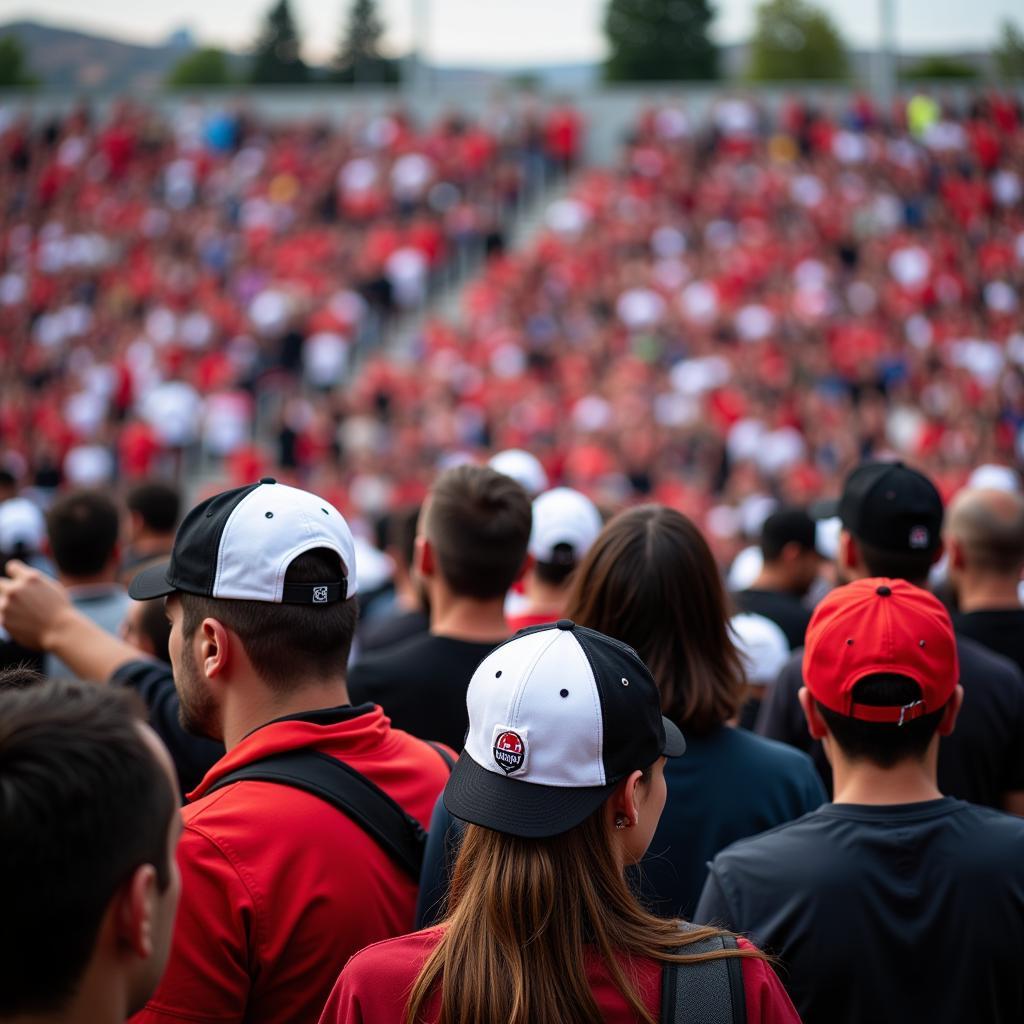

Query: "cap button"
<box><xmin>876</xmin><ymin>584</ymin><xmax>892</xmax><ymax>596</ymax></box>
<box><xmin>259</xmin><ymin>477</ymin><xmax>277</xmax><ymax>485</ymax></box>
<box><xmin>555</xmin><ymin>619</ymin><xmax>575</xmax><ymax>631</ymax></box>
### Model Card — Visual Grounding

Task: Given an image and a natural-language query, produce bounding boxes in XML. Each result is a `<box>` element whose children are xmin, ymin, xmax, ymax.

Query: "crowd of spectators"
<box><xmin>0</xmin><ymin>98</ymin><xmax>582</xmax><ymax>493</ymax></box>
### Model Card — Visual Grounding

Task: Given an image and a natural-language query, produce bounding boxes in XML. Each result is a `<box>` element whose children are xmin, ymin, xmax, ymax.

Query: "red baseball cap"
<box><xmin>803</xmin><ymin>578</ymin><xmax>958</xmax><ymax>725</ymax></box>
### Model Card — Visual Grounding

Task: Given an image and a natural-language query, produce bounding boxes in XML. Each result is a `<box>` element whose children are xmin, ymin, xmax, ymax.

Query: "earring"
<box><xmin>614</xmin><ymin>816</ymin><xmax>628</xmax><ymax>830</ymax></box>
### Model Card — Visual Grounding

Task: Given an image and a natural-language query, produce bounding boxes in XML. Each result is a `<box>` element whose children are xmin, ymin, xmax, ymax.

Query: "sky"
<box><xmin>0</xmin><ymin>0</ymin><xmax>1020</xmax><ymax>66</ymax></box>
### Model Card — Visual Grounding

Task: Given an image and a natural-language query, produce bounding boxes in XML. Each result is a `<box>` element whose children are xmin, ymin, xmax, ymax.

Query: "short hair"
<box><xmin>126</xmin><ymin>481</ymin><xmax>182</xmax><ymax>535</ymax></box>
<box><xmin>0</xmin><ymin>680</ymin><xmax>176</xmax><ymax>1016</ymax></box>
<box><xmin>947</xmin><ymin>488</ymin><xmax>1024</xmax><ymax>575</ymax></box>
<box><xmin>817</xmin><ymin>674</ymin><xmax>947</xmax><ymax>768</ymax></box>
<box><xmin>424</xmin><ymin>466</ymin><xmax>532</xmax><ymax>600</ymax></box>
<box><xmin>856</xmin><ymin>538</ymin><xmax>935</xmax><ymax>587</ymax></box>
<box><xmin>46</xmin><ymin>490</ymin><xmax>120</xmax><ymax>577</ymax></box>
<box><xmin>180</xmin><ymin>548</ymin><xmax>358</xmax><ymax>692</ymax></box>
<box><xmin>534</xmin><ymin>543</ymin><xmax>578</xmax><ymax>587</ymax></box>
<box><xmin>566</xmin><ymin>505</ymin><xmax>746</xmax><ymax>735</ymax></box>
<box><xmin>760</xmin><ymin>508</ymin><xmax>817</xmax><ymax>562</ymax></box>
<box><xmin>387</xmin><ymin>504</ymin><xmax>421</xmax><ymax>572</ymax></box>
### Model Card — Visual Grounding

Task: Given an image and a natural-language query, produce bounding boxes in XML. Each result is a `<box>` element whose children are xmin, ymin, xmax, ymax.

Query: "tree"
<box><xmin>995</xmin><ymin>19</ymin><xmax>1024</xmax><ymax>79</ymax></box>
<box><xmin>901</xmin><ymin>55</ymin><xmax>978</xmax><ymax>81</ymax></box>
<box><xmin>0</xmin><ymin>35</ymin><xmax>38</xmax><ymax>88</ymax></box>
<box><xmin>747</xmin><ymin>0</ymin><xmax>848</xmax><ymax>81</ymax></box>
<box><xmin>332</xmin><ymin>0</ymin><xmax>399</xmax><ymax>84</ymax></box>
<box><xmin>249</xmin><ymin>0</ymin><xmax>309</xmax><ymax>84</ymax></box>
<box><xmin>167</xmin><ymin>48</ymin><xmax>233</xmax><ymax>88</ymax></box>
<box><xmin>604</xmin><ymin>0</ymin><xmax>717</xmax><ymax>82</ymax></box>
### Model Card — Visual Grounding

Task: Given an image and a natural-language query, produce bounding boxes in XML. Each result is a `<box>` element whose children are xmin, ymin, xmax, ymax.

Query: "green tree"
<box><xmin>604</xmin><ymin>0</ymin><xmax>717</xmax><ymax>82</ymax></box>
<box><xmin>995</xmin><ymin>19</ymin><xmax>1024</xmax><ymax>79</ymax></box>
<box><xmin>747</xmin><ymin>0</ymin><xmax>848</xmax><ymax>81</ymax></box>
<box><xmin>167</xmin><ymin>47</ymin><xmax>233</xmax><ymax>88</ymax></box>
<box><xmin>0</xmin><ymin>35</ymin><xmax>38</xmax><ymax>88</ymax></box>
<box><xmin>249</xmin><ymin>0</ymin><xmax>309</xmax><ymax>84</ymax></box>
<box><xmin>901</xmin><ymin>55</ymin><xmax>978</xmax><ymax>81</ymax></box>
<box><xmin>332</xmin><ymin>0</ymin><xmax>398</xmax><ymax>84</ymax></box>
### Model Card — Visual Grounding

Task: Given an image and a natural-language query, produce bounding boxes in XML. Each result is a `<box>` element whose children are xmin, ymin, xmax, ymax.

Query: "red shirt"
<box><xmin>319</xmin><ymin>927</ymin><xmax>801</xmax><ymax>1023</ymax></box>
<box><xmin>131</xmin><ymin>708</ymin><xmax>454</xmax><ymax>1024</ymax></box>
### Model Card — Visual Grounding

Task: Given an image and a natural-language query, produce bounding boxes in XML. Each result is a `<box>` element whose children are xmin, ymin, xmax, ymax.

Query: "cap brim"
<box><xmin>662</xmin><ymin>716</ymin><xmax>687</xmax><ymax>757</ymax></box>
<box><xmin>444</xmin><ymin>716</ymin><xmax>685</xmax><ymax>839</ymax></box>
<box><xmin>444</xmin><ymin>755</ymin><xmax>618</xmax><ymax>839</ymax></box>
<box><xmin>128</xmin><ymin>561</ymin><xmax>177</xmax><ymax>601</ymax></box>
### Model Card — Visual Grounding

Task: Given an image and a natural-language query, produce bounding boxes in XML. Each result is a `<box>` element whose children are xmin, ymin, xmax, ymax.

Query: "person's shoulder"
<box><xmin>350</xmin><ymin>629</ymin><xmax>434</xmax><ymax>677</ymax></box>
<box><xmin>947</xmin><ymin>799</ymin><xmax>1024</xmax><ymax>844</ymax></box>
<box><xmin>711</xmin><ymin>805</ymin><xmax>827</xmax><ymax>866</ymax></box>
<box><xmin>344</xmin><ymin>926</ymin><xmax>444</xmax><ymax>980</ymax></box>
<box><xmin>955</xmin><ymin>631</ymin><xmax>1024</xmax><ymax>683</ymax></box>
<box><xmin>722</xmin><ymin>727</ymin><xmax>820</xmax><ymax>777</ymax></box>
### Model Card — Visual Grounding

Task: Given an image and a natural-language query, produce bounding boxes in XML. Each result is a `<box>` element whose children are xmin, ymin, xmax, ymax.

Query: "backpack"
<box><xmin>207</xmin><ymin>741</ymin><xmax>454</xmax><ymax>881</ymax></box>
<box><xmin>660</xmin><ymin>925</ymin><xmax>747</xmax><ymax>1024</ymax></box>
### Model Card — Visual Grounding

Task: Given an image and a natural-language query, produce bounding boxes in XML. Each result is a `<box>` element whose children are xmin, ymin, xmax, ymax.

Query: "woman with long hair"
<box><xmin>320</xmin><ymin>622</ymin><xmax>799</xmax><ymax>1024</ymax></box>
<box><xmin>564</xmin><ymin>504</ymin><xmax>826</xmax><ymax>917</ymax></box>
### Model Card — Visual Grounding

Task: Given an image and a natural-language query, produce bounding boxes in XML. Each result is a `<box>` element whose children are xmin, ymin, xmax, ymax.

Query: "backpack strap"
<box><xmin>660</xmin><ymin>928</ymin><xmax>746</xmax><ymax>1024</ymax></box>
<box><xmin>425</xmin><ymin>741</ymin><xmax>456</xmax><ymax>772</ymax></box>
<box><xmin>208</xmin><ymin>749</ymin><xmax>427</xmax><ymax>880</ymax></box>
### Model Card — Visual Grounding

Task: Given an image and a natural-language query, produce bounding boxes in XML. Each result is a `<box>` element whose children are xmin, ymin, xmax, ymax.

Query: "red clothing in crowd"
<box><xmin>318</xmin><ymin>927</ymin><xmax>801</xmax><ymax>1023</ymax></box>
<box><xmin>130</xmin><ymin>707</ymin><xmax>454</xmax><ymax>1024</ymax></box>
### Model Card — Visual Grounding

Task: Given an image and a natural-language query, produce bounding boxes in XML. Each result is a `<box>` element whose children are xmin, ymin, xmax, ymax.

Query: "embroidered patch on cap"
<box><xmin>492</xmin><ymin>727</ymin><xmax>527</xmax><ymax>775</ymax></box>
<box><xmin>312</xmin><ymin>586</ymin><xmax>329</xmax><ymax>603</ymax></box>
<box><xmin>909</xmin><ymin>526</ymin><xmax>930</xmax><ymax>550</ymax></box>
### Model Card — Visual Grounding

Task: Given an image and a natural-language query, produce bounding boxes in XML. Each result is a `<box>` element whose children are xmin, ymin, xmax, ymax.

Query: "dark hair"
<box><xmin>856</xmin><ymin>539</ymin><xmax>935</xmax><ymax>587</ymax></box>
<box><xmin>817</xmin><ymin>674</ymin><xmax>947</xmax><ymax>767</ymax></box>
<box><xmin>46</xmin><ymin>490</ymin><xmax>120</xmax><ymax>577</ymax></box>
<box><xmin>535</xmin><ymin>543</ymin><xmax>579</xmax><ymax>587</ymax></box>
<box><xmin>425</xmin><ymin>465</ymin><xmax>532</xmax><ymax>600</ymax></box>
<box><xmin>760</xmin><ymin>507</ymin><xmax>816</xmax><ymax>561</ymax></box>
<box><xmin>0</xmin><ymin>667</ymin><xmax>42</xmax><ymax>691</ymax></box>
<box><xmin>387</xmin><ymin>504</ymin><xmax>422</xmax><ymax>571</ymax></box>
<box><xmin>180</xmin><ymin>548</ymin><xmax>358</xmax><ymax>691</ymax></box>
<box><xmin>140</xmin><ymin>598</ymin><xmax>172</xmax><ymax>664</ymax></box>
<box><xmin>0</xmin><ymin>679</ymin><xmax>176</xmax><ymax>1016</ymax></box>
<box><xmin>126</xmin><ymin>481</ymin><xmax>181</xmax><ymax>535</ymax></box>
<box><xmin>565</xmin><ymin>505</ymin><xmax>746</xmax><ymax>734</ymax></box>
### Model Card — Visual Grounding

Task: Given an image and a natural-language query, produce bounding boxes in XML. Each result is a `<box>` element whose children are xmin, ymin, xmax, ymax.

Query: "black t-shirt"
<box><xmin>348</xmin><ymin>633</ymin><xmax>499</xmax><ymax>751</ymax></box>
<box><xmin>695</xmin><ymin>799</ymin><xmax>1024</xmax><ymax>1024</ymax></box>
<box><xmin>357</xmin><ymin>608</ymin><xmax>429</xmax><ymax>656</ymax></box>
<box><xmin>953</xmin><ymin>608</ymin><xmax>1024</xmax><ymax>675</ymax></box>
<box><xmin>733</xmin><ymin>589</ymin><xmax>811</xmax><ymax>650</ymax></box>
<box><xmin>755</xmin><ymin>633</ymin><xmax>1024</xmax><ymax>807</ymax></box>
<box><xmin>110</xmin><ymin>660</ymin><xmax>224</xmax><ymax>800</ymax></box>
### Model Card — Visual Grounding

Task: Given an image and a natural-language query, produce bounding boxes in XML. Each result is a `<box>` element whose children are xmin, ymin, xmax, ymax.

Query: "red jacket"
<box><xmin>319</xmin><ymin>926</ymin><xmax>801</xmax><ymax>1023</ymax></box>
<box><xmin>131</xmin><ymin>706</ymin><xmax>454</xmax><ymax>1024</ymax></box>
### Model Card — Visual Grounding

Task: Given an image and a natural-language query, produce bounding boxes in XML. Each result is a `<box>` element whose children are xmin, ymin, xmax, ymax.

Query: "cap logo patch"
<box><xmin>312</xmin><ymin>586</ymin><xmax>329</xmax><ymax>604</ymax></box>
<box><xmin>909</xmin><ymin>526</ymin><xmax>930</xmax><ymax>550</ymax></box>
<box><xmin>492</xmin><ymin>728</ymin><xmax>526</xmax><ymax>775</ymax></box>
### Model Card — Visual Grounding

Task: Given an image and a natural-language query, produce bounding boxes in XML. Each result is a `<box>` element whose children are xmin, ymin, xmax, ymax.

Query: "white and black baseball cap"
<box><xmin>528</xmin><ymin>487</ymin><xmax>603</xmax><ymax>566</ymax></box>
<box><xmin>129</xmin><ymin>478</ymin><xmax>358</xmax><ymax>605</ymax></box>
<box><xmin>444</xmin><ymin>620</ymin><xmax>685</xmax><ymax>838</ymax></box>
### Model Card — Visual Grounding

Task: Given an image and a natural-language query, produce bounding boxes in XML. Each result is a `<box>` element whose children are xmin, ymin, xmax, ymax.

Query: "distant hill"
<box><xmin>0</xmin><ymin>19</ymin><xmax>194</xmax><ymax>92</ymax></box>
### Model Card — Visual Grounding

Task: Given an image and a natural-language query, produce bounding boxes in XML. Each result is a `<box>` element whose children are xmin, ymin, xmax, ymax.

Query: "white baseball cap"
<box><xmin>130</xmin><ymin>478</ymin><xmax>358</xmax><ymax>604</ymax></box>
<box><xmin>489</xmin><ymin>449</ymin><xmax>549</xmax><ymax>497</ymax></box>
<box><xmin>444</xmin><ymin>620</ymin><xmax>685</xmax><ymax>838</ymax></box>
<box><xmin>730</xmin><ymin>613</ymin><xmax>790</xmax><ymax>686</ymax></box>
<box><xmin>528</xmin><ymin>487</ymin><xmax>603</xmax><ymax>566</ymax></box>
<box><xmin>0</xmin><ymin>498</ymin><xmax>46</xmax><ymax>554</ymax></box>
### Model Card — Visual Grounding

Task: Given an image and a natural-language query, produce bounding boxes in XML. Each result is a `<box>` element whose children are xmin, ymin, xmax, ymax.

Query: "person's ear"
<box><xmin>114</xmin><ymin>863</ymin><xmax>159</xmax><ymax>959</ymax></box>
<box><xmin>781</xmin><ymin>541</ymin><xmax>800</xmax><ymax>564</ymax></box>
<box><xmin>838</xmin><ymin>530</ymin><xmax>858</xmax><ymax>574</ymax></box>
<box><xmin>930</xmin><ymin>539</ymin><xmax>945</xmax><ymax>568</ymax></box>
<box><xmin>947</xmin><ymin>537</ymin><xmax>965</xmax><ymax>571</ymax></box>
<box><xmin>798</xmin><ymin>686</ymin><xmax>829</xmax><ymax>741</ymax></box>
<box><xmin>517</xmin><ymin>553</ymin><xmax>534</xmax><ymax>584</ymax></box>
<box><xmin>415</xmin><ymin>536</ymin><xmax>434</xmax><ymax>579</ymax></box>
<box><xmin>938</xmin><ymin>684</ymin><xmax>964</xmax><ymax>737</ymax></box>
<box><xmin>607</xmin><ymin>769</ymin><xmax>644</xmax><ymax>831</ymax></box>
<box><xmin>199</xmin><ymin>617</ymin><xmax>231</xmax><ymax>681</ymax></box>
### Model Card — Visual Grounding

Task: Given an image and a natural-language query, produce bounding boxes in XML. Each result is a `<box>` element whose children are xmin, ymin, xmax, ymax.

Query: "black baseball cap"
<box><xmin>761</xmin><ymin>507</ymin><xmax>823</xmax><ymax>557</ymax></box>
<box><xmin>444</xmin><ymin>620</ymin><xmax>685</xmax><ymax>839</ymax></box>
<box><xmin>813</xmin><ymin>461</ymin><xmax>943</xmax><ymax>555</ymax></box>
<box><xmin>129</xmin><ymin>479</ymin><xmax>357</xmax><ymax>605</ymax></box>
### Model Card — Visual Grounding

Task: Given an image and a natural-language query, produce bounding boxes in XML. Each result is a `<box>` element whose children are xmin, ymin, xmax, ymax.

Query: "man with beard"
<box><xmin>0</xmin><ymin>479</ymin><xmax>454</xmax><ymax>1024</ymax></box>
